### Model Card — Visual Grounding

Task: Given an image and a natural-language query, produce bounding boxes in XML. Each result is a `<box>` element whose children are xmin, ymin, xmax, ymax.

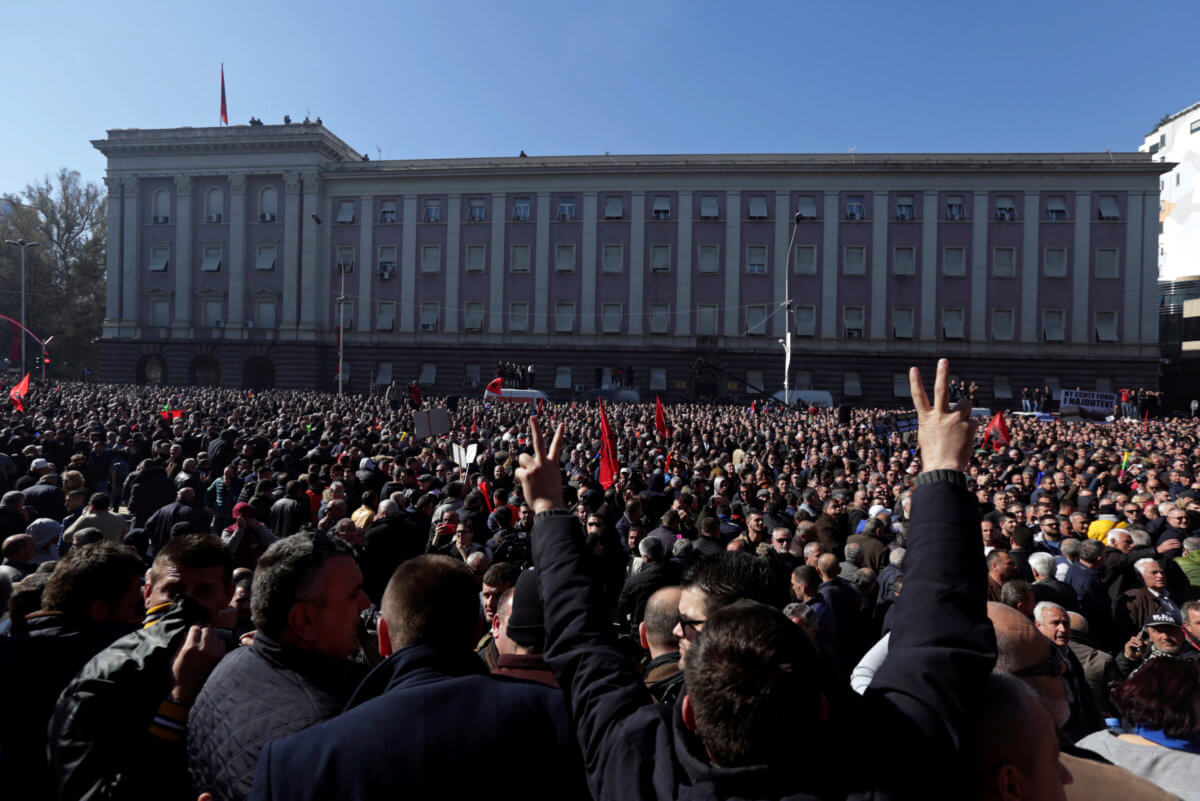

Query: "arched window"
<box><xmin>205</xmin><ymin>188</ymin><xmax>223</xmax><ymax>222</ymax></box>
<box><xmin>152</xmin><ymin>189</ymin><xmax>170</xmax><ymax>222</ymax></box>
<box><xmin>259</xmin><ymin>186</ymin><xmax>278</xmax><ymax>222</ymax></box>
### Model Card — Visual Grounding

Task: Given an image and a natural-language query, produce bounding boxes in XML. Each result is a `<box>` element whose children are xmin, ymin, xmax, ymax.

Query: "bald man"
<box><xmin>640</xmin><ymin>586</ymin><xmax>684</xmax><ymax>705</ymax></box>
<box><xmin>817</xmin><ymin>551</ymin><xmax>864</xmax><ymax>665</ymax></box>
<box><xmin>987</xmin><ymin>603</ymin><xmax>1173</xmax><ymax>801</ymax></box>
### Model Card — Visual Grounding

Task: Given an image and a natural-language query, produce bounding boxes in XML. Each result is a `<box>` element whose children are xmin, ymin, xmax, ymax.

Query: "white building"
<box><xmin>1141</xmin><ymin>101</ymin><xmax>1200</xmax><ymax>281</ymax></box>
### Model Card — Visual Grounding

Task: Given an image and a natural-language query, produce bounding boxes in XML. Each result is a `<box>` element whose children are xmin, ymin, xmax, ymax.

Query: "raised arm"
<box><xmin>520</xmin><ymin>417</ymin><xmax>652</xmax><ymax>799</ymax></box>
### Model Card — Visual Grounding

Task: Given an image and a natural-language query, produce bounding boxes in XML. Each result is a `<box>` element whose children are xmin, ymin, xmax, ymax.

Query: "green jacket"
<box><xmin>1175</xmin><ymin>550</ymin><xmax>1200</xmax><ymax>598</ymax></box>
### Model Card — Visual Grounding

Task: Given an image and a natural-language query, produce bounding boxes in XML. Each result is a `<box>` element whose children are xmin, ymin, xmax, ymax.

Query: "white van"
<box><xmin>484</xmin><ymin>387</ymin><xmax>551</xmax><ymax>404</ymax></box>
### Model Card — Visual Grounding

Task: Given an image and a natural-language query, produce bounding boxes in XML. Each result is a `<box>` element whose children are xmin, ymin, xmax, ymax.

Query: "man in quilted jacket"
<box><xmin>188</xmin><ymin>534</ymin><xmax>369</xmax><ymax>801</ymax></box>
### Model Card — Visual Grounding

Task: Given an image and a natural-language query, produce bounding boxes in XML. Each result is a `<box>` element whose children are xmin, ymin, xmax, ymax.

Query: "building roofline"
<box><xmin>1148</xmin><ymin>100</ymin><xmax>1200</xmax><ymax>134</ymax></box>
<box><xmin>90</xmin><ymin>123</ymin><xmax>361</xmax><ymax>162</ymax></box>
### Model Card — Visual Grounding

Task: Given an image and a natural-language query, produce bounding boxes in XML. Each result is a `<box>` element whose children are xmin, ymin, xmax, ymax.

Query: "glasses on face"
<box><xmin>676</xmin><ymin>613</ymin><xmax>706</xmax><ymax>636</ymax></box>
<box><xmin>774</xmin><ymin>536</ymin><xmax>792</xmax><ymax>544</ymax></box>
<box><xmin>1012</xmin><ymin>648</ymin><xmax>1067</xmax><ymax>679</ymax></box>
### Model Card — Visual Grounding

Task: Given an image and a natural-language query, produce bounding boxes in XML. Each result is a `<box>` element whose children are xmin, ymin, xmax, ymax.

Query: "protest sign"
<box><xmin>1059</xmin><ymin>390</ymin><xmax>1116</xmax><ymax>423</ymax></box>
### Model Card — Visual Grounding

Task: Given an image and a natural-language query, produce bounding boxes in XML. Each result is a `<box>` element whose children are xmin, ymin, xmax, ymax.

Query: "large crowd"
<box><xmin>0</xmin><ymin>359</ymin><xmax>1198</xmax><ymax>801</ymax></box>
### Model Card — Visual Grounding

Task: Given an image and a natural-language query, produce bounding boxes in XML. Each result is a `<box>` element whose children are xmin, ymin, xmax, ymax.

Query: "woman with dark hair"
<box><xmin>1076</xmin><ymin>657</ymin><xmax>1200</xmax><ymax>798</ymax></box>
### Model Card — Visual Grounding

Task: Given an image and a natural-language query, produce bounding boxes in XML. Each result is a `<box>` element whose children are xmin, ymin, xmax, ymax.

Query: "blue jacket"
<box><xmin>533</xmin><ymin>476</ymin><xmax>996</xmax><ymax>801</ymax></box>
<box><xmin>249</xmin><ymin>643</ymin><xmax>587</xmax><ymax>801</ymax></box>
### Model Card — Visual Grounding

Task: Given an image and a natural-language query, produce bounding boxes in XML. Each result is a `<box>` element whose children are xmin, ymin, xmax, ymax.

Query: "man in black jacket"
<box><xmin>617</xmin><ymin>537</ymin><xmax>680</xmax><ymax>637</ymax></box>
<box><xmin>519</xmin><ymin>358</ymin><xmax>996</xmax><ymax>800</ymax></box>
<box><xmin>249</xmin><ymin>554</ymin><xmax>586</xmax><ymax>801</ymax></box>
<box><xmin>49</xmin><ymin>535</ymin><xmax>233</xmax><ymax>801</ymax></box>
<box><xmin>188</xmin><ymin>535</ymin><xmax>369</xmax><ymax>801</ymax></box>
<box><xmin>360</xmin><ymin>498</ymin><xmax>425</xmax><ymax>605</ymax></box>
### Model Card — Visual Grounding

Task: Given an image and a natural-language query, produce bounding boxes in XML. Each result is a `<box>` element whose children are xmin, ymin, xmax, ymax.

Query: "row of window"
<box><xmin>146</xmin><ymin>239</ymin><xmax>1123</xmax><ymax>281</ymax></box>
<box><xmin>147</xmin><ymin>187</ymin><xmax>1128</xmax><ymax>227</ymax></box>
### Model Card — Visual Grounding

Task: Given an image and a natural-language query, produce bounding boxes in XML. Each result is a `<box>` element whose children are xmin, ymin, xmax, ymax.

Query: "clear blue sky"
<box><xmin>1</xmin><ymin>0</ymin><xmax>1195</xmax><ymax>192</ymax></box>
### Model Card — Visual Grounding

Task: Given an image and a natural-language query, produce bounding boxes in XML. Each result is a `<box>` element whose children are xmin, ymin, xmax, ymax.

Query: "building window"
<box><xmin>995</xmin><ymin>196</ymin><xmax>1016</xmax><ymax>222</ymax></box>
<box><xmin>205</xmin><ymin>188</ymin><xmax>223</xmax><ymax>222</ymax></box>
<box><xmin>148</xmin><ymin>245</ymin><xmax>170</xmax><ymax>272</ymax></box>
<box><xmin>993</xmin><ymin>376</ymin><xmax>1013</xmax><ymax>400</ymax></box>
<box><xmin>794</xmin><ymin>245</ymin><xmax>817</xmax><ymax>275</ymax></box>
<box><xmin>650</xmin><ymin>368</ymin><xmax>667</xmax><ymax>391</ymax></box>
<box><xmin>202</xmin><ymin>298</ymin><xmax>223</xmax><ymax>327</ymax></box>
<box><xmin>601</xmin><ymin>303</ymin><xmax>621</xmax><ymax>333</ymax></box>
<box><xmin>467</xmin><ymin>199</ymin><xmax>486</xmax><ymax>222</ymax></box>
<box><xmin>376</xmin><ymin>302</ymin><xmax>396</xmax><ymax>331</ymax></box>
<box><xmin>512</xmin><ymin>198</ymin><xmax>531</xmax><ymax>222</ymax></box>
<box><xmin>844</xmin><ymin>245</ymin><xmax>866</xmax><ymax>276</ymax></box>
<box><xmin>1192</xmin><ymin>119</ymin><xmax>1200</xmax><ymax>134</ymax></box>
<box><xmin>943</xmin><ymin>307</ymin><xmax>964</xmax><ymax>339</ymax></box>
<box><xmin>336</xmin><ymin>246</ymin><xmax>355</xmax><ymax>273</ymax></box>
<box><xmin>945</xmin><ymin>195</ymin><xmax>965</xmax><ymax>221</ymax></box>
<box><xmin>378</xmin><ymin>200</ymin><xmax>397</xmax><ymax>224</ymax></box>
<box><xmin>465</xmin><ymin>244</ymin><xmax>485</xmax><ymax>272</ymax></box>
<box><xmin>747</xmin><ymin>370</ymin><xmax>765</xmax><ymax>394</ymax></box>
<box><xmin>845</xmin><ymin>195</ymin><xmax>865</xmax><ymax>221</ymax></box>
<box><xmin>893</xmin><ymin>373</ymin><xmax>910</xmax><ymax>398</ymax></box>
<box><xmin>1043</xmin><ymin>308</ymin><xmax>1066</xmax><ymax>342</ymax></box>
<box><xmin>1095</xmin><ymin>248</ymin><xmax>1119</xmax><ymax>279</ymax></box>
<box><xmin>895</xmin><ymin>195</ymin><xmax>915</xmax><ymax>221</ymax></box>
<box><xmin>555</xmin><ymin>302</ymin><xmax>576</xmax><ymax>333</ymax></box>
<box><xmin>418</xmin><ymin>363</ymin><xmax>437</xmax><ymax>385</ymax></box>
<box><xmin>698</xmin><ymin>244</ymin><xmax>720</xmax><ymax>274</ymax></box>
<box><xmin>843</xmin><ymin>372</ymin><xmax>862</xmax><ymax>398</ymax></box>
<box><xmin>746</xmin><ymin>245</ymin><xmax>767</xmax><ymax>275</ymax></box>
<box><xmin>509</xmin><ymin>302</ymin><xmax>528</xmax><ymax>332</ymax></box>
<box><xmin>421</xmin><ymin>245</ymin><xmax>440</xmax><ymax>273</ymax></box>
<box><xmin>254</xmin><ymin>299</ymin><xmax>277</xmax><ymax>329</ymax></box>
<box><xmin>796</xmin><ymin>196</ymin><xmax>817</xmax><ymax>221</ymax></box>
<box><xmin>993</xmin><ymin>247</ymin><xmax>1016</xmax><ymax>278</ymax></box>
<box><xmin>602</xmin><ymin>244</ymin><xmax>623</xmax><ymax>273</ymax></box>
<box><xmin>747</xmin><ymin>196</ymin><xmax>769</xmax><ymax>220</ymax></box>
<box><xmin>1046</xmin><ymin>196</ymin><xmax>1067</xmax><ymax>222</ymax></box>
<box><xmin>419</xmin><ymin>302</ymin><xmax>439</xmax><ymax>331</ymax></box>
<box><xmin>992</xmin><ymin>309</ymin><xmax>1014</xmax><ymax>341</ymax></box>
<box><xmin>423</xmin><ymin>199</ymin><xmax>442</xmax><ymax>223</ymax></box>
<box><xmin>557</xmin><ymin>198</ymin><xmax>576</xmax><ymax>221</ymax></box>
<box><xmin>510</xmin><ymin>244</ymin><xmax>531</xmax><ymax>273</ymax></box>
<box><xmin>699</xmin><ymin>196</ymin><xmax>719</xmax><ymax>220</ymax></box>
<box><xmin>555</xmin><ymin>243</ymin><xmax>576</xmax><ymax>271</ymax></box>
<box><xmin>201</xmin><ymin>244</ymin><xmax>222</xmax><ymax>272</ymax></box>
<box><xmin>843</xmin><ymin>306</ymin><xmax>864</xmax><ymax>338</ymax></box>
<box><xmin>697</xmin><ymin>305</ymin><xmax>718</xmax><ymax>336</ymax></box>
<box><xmin>255</xmin><ymin>243</ymin><xmax>276</xmax><ymax>271</ymax></box>
<box><xmin>893</xmin><ymin>246</ymin><xmax>915</xmax><ymax>276</ymax></box>
<box><xmin>153</xmin><ymin>190</ymin><xmax>170</xmax><ymax>223</ymax></box>
<box><xmin>378</xmin><ymin>245</ymin><xmax>396</xmax><ymax>277</ymax></box>
<box><xmin>603</xmin><ymin>196</ymin><xmax>623</xmax><ymax>220</ymax></box>
<box><xmin>1095</xmin><ymin>310</ymin><xmax>1118</xmax><ymax>342</ymax></box>
<box><xmin>336</xmin><ymin>200</ymin><xmax>355</xmax><ymax>224</ymax></box>
<box><xmin>463</xmin><ymin>364</ymin><xmax>480</xmax><ymax>387</ymax></box>
<box><xmin>892</xmin><ymin>306</ymin><xmax>913</xmax><ymax>339</ymax></box>
<box><xmin>259</xmin><ymin>187</ymin><xmax>278</xmax><ymax>222</ymax></box>
<box><xmin>464</xmin><ymin>302</ymin><xmax>484</xmax><ymax>332</ymax></box>
<box><xmin>650</xmin><ymin>244</ymin><xmax>671</xmax><ymax>273</ymax></box>
<box><xmin>746</xmin><ymin>306</ymin><xmax>767</xmax><ymax>336</ymax></box>
<box><xmin>649</xmin><ymin>304</ymin><xmax>669</xmax><ymax>334</ymax></box>
<box><xmin>150</xmin><ymin>298</ymin><xmax>169</xmax><ymax>328</ymax></box>
<box><xmin>554</xmin><ymin>366</ymin><xmax>572</xmax><ymax>390</ymax></box>
<box><xmin>1044</xmin><ymin>248</ymin><xmax>1067</xmax><ymax>278</ymax></box>
<box><xmin>652</xmin><ymin>196</ymin><xmax>671</xmax><ymax>221</ymax></box>
<box><xmin>943</xmin><ymin>246</ymin><xmax>965</xmax><ymax>277</ymax></box>
<box><xmin>794</xmin><ymin>305</ymin><xmax>816</xmax><ymax>336</ymax></box>
<box><xmin>1097</xmin><ymin>196</ymin><xmax>1120</xmax><ymax>221</ymax></box>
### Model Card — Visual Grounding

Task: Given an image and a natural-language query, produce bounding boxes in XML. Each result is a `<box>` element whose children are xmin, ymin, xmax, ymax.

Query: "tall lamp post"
<box><xmin>3</xmin><ymin>239</ymin><xmax>41</xmax><ymax>371</ymax></box>
<box><xmin>779</xmin><ymin>214</ymin><xmax>802</xmax><ymax>403</ymax></box>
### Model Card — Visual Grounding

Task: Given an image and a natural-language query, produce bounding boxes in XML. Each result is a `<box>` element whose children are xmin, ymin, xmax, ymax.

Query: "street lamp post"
<box><xmin>3</xmin><ymin>239</ymin><xmax>41</xmax><ymax>371</ymax></box>
<box><xmin>779</xmin><ymin>214</ymin><xmax>801</xmax><ymax>403</ymax></box>
<box><xmin>337</xmin><ymin>261</ymin><xmax>346</xmax><ymax>397</ymax></box>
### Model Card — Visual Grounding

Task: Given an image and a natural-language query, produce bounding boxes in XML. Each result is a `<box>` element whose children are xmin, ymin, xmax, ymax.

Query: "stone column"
<box><xmin>722</xmin><ymin>193</ymin><xmax>740</xmax><ymax>337</ymax></box>
<box><xmin>1123</xmin><ymin>193</ymin><xmax>1144</xmax><ymax>344</ymax></box>
<box><xmin>675</xmin><ymin>192</ymin><xmax>692</xmax><ymax>336</ymax></box>
<box><xmin>1020</xmin><ymin>195</ymin><xmax>1040</xmax><ymax>342</ymax></box>
<box><xmin>487</xmin><ymin>194</ymin><xmax>506</xmax><ymax>333</ymax></box>
<box><xmin>120</xmin><ymin>178</ymin><xmax>140</xmax><ymax>333</ymax></box>
<box><xmin>227</xmin><ymin>173</ymin><xmax>248</xmax><ymax>329</ymax></box>
<box><xmin>103</xmin><ymin>177</ymin><xmax>122</xmax><ymax>330</ymax></box>
<box><xmin>533</xmin><ymin>193</ymin><xmax>551</xmax><ymax>334</ymax></box>
<box><xmin>870</xmin><ymin>192</ymin><xmax>888</xmax><ymax>339</ymax></box>
<box><xmin>969</xmin><ymin>192</ymin><xmax>989</xmax><ymax>341</ymax></box>
<box><xmin>580</xmin><ymin>192</ymin><xmax>598</xmax><ymax>335</ymax></box>
<box><xmin>172</xmin><ymin>175</ymin><xmax>193</xmax><ymax>332</ymax></box>
<box><xmin>772</xmin><ymin>194</ymin><xmax>789</xmax><ymax>337</ymax></box>
<box><xmin>1071</xmin><ymin>192</ymin><xmax>1091</xmax><ymax>343</ymax></box>
<box><xmin>299</xmin><ymin>172</ymin><xmax>321</xmax><ymax>333</ymax></box>
<box><xmin>281</xmin><ymin>172</ymin><xmax>302</xmax><ymax>330</ymax></box>
<box><xmin>358</xmin><ymin>195</ymin><xmax>374</xmax><ymax>333</ymax></box>
<box><xmin>921</xmin><ymin>192</ymin><xmax>940</xmax><ymax>340</ymax></box>
<box><xmin>820</xmin><ymin>192</ymin><xmax>839</xmax><ymax>338</ymax></box>
<box><xmin>443</xmin><ymin>194</ymin><xmax>461</xmax><ymax>333</ymax></box>
<box><xmin>629</xmin><ymin>193</ymin><xmax>646</xmax><ymax>336</ymax></box>
<box><xmin>400</xmin><ymin>195</ymin><xmax>418</xmax><ymax>332</ymax></box>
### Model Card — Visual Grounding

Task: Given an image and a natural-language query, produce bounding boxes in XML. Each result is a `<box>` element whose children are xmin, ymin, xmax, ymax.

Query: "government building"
<box><xmin>93</xmin><ymin>123</ymin><xmax>1166</xmax><ymax>405</ymax></box>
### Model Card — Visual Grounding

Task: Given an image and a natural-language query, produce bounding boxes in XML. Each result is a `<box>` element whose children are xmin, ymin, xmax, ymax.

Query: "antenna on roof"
<box><xmin>376</xmin><ymin>145</ymin><xmax>382</xmax><ymax>161</ymax></box>
<box><xmin>848</xmin><ymin>146</ymin><xmax>856</xmax><ymax>165</ymax></box>
<box><xmin>1105</xmin><ymin>147</ymin><xmax>1115</xmax><ymax>164</ymax></box>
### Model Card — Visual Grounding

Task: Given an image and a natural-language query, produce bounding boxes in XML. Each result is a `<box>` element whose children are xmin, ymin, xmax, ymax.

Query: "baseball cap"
<box><xmin>30</xmin><ymin>458</ymin><xmax>50</xmax><ymax>471</ymax></box>
<box><xmin>1146</xmin><ymin>612</ymin><xmax>1181</xmax><ymax>630</ymax></box>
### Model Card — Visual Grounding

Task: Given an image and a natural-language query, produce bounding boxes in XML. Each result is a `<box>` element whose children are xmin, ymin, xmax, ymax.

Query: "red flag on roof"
<box><xmin>654</xmin><ymin>395</ymin><xmax>668</xmax><ymax>439</ymax></box>
<box><xmin>9</xmin><ymin>372</ymin><xmax>29</xmax><ymax>413</ymax></box>
<box><xmin>981</xmin><ymin>410</ymin><xmax>1010</xmax><ymax>451</ymax></box>
<box><xmin>597</xmin><ymin>398</ymin><xmax>619</xmax><ymax>489</ymax></box>
<box><xmin>220</xmin><ymin>63</ymin><xmax>228</xmax><ymax>125</ymax></box>
<box><xmin>485</xmin><ymin>376</ymin><xmax>503</xmax><ymax>396</ymax></box>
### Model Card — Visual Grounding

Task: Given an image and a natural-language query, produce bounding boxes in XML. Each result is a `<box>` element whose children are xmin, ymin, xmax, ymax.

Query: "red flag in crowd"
<box><xmin>470</xmin><ymin>418</ymin><xmax>477</xmax><ymax>435</ymax></box>
<box><xmin>9</xmin><ymin>372</ymin><xmax>29</xmax><ymax>413</ymax></box>
<box><xmin>537</xmin><ymin>397</ymin><xmax>544</xmax><ymax>417</ymax></box>
<box><xmin>664</xmin><ymin>450</ymin><xmax>674</xmax><ymax>473</ymax></box>
<box><xmin>597</xmin><ymin>398</ymin><xmax>619</xmax><ymax>489</ymax></box>
<box><xmin>485</xmin><ymin>376</ymin><xmax>503</xmax><ymax>396</ymax></box>
<box><xmin>750</xmin><ymin>400</ymin><xmax>757</xmax><ymax>415</ymax></box>
<box><xmin>1143</xmin><ymin>408</ymin><xmax>1149</xmax><ymax>434</ymax></box>
<box><xmin>981</xmin><ymin>410</ymin><xmax>1010</xmax><ymax>451</ymax></box>
<box><xmin>220</xmin><ymin>63</ymin><xmax>228</xmax><ymax>125</ymax></box>
<box><xmin>159</xmin><ymin>410</ymin><xmax>185</xmax><ymax>420</ymax></box>
<box><xmin>654</xmin><ymin>395</ymin><xmax>668</xmax><ymax>438</ymax></box>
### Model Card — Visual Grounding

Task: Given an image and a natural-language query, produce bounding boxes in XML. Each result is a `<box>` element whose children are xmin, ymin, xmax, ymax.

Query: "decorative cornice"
<box><xmin>174</xmin><ymin>174</ymin><xmax>193</xmax><ymax>197</ymax></box>
<box><xmin>123</xmin><ymin>178</ymin><xmax>139</xmax><ymax>198</ymax></box>
<box><xmin>301</xmin><ymin>172</ymin><xmax>321</xmax><ymax>195</ymax></box>
<box><xmin>91</xmin><ymin>123</ymin><xmax>360</xmax><ymax>163</ymax></box>
<box><xmin>284</xmin><ymin>172</ymin><xmax>302</xmax><ymax>195</ymax></box>
<box><xmin>104</xmin><ymin>176</ymin><xmax>122</xmax><ymax>197</ymax></box>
